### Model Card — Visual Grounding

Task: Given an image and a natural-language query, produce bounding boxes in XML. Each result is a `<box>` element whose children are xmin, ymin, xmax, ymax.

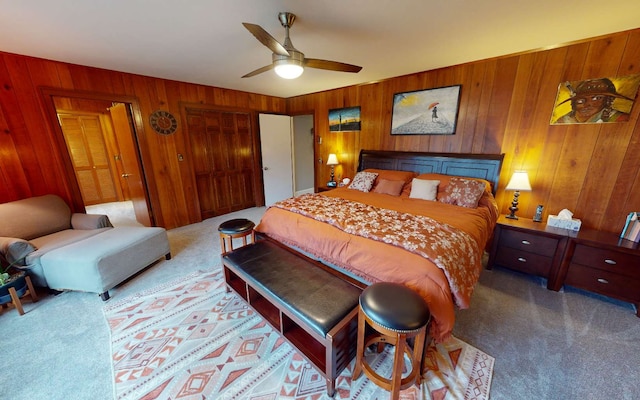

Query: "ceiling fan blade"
<box><xmin>242</xmin><ymin>23</ymin><xmax>289</xmax><ymax>57</ymax></box>
<box><xmin>242</xmin><ymin>64</ymin><xmax>274</xmax><ymax>78</ymax></box>
<box><xmin>304</xmin><ymin>58</ymin><xmax>362</xmax><ymax>73</ymax></box>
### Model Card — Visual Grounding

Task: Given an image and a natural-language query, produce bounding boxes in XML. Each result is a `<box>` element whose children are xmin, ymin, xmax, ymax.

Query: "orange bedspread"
<box><xmin>255</xmin><ymin>187</ymin><xmax>498</xmax><ymax>341</ymax></box>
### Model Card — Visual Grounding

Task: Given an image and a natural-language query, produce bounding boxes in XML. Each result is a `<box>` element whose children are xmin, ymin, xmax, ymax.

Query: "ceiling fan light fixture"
<box><xmin>274</xmin><ymin>60</ymin><xmax>304</xmax><ymax>79</ymax></box>
<box><xmin>242</xmin><ymin>12</ymin><xmax>362</xmax><ymax>79</ymax></box>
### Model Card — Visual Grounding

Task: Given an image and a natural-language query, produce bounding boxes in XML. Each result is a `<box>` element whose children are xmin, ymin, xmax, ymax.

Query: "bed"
<box><xmin>255</xmin><ymin>150</ymin><xmax>504</xmax><ymax>341</ymax></box>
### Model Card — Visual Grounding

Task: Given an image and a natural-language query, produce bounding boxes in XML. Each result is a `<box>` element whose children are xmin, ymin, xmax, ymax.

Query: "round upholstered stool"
<box><xmin>352</xmin><ymin>282</ymin><xmax>431</xmax><ymax>400</ymax></box>
<box><xmin>218</xmin><ymin>218</ymin><xmax>255</xmax><ymax>253</ymax></box>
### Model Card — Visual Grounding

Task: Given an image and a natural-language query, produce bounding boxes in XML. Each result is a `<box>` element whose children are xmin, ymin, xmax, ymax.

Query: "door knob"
<box><xmin>121</xmin><ymin>173</ymin><xmax>133</xmax><ymax>178</ymax></box>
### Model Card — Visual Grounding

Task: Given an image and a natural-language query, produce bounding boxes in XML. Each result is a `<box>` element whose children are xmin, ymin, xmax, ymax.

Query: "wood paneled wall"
<box><xmin>288</xmin><ymin>28</ymin><xmax>640</xmax><ymax>234</ymax></box>
<box><xmin>0</xmin><ymin>52</ymin><xmax>286</xmax><ymax>228</ymax></box>
<box><xmin>2</xmin><ymin>28</ymin><xmax>639</xmax><ymax>233</ymax></box>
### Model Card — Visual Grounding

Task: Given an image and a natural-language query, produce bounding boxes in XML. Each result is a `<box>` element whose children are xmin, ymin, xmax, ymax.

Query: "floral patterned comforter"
<box><xmin>273</xmin><ymin>194</ymin><xmax>481</xmax><ymax>309</ymax></box>
<box><xmin>257</xmin><ymin>186</ymin><xmax>498</xmax><ymax>341</ymax></box>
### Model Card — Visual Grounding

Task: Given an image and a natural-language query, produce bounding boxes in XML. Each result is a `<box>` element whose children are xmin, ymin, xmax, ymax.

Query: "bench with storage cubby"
<box><xmin>221</xmin><ymin>238</ymin><xmax>364</xmax><ymax>397</ymax></box>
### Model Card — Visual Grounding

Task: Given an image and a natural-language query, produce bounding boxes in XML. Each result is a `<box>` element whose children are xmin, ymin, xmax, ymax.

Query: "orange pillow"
<box><xmin>373</xmin><ymin>179</ymin><xmax>405</xmax><ymax>196</ymax></box>
<box><xmin>365</xmin><ymin>169</ymin><xmax>417</xmax><ymax>195</ymax></box>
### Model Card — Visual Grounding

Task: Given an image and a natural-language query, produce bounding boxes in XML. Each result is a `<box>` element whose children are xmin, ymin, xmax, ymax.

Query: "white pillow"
<box><xmin>409</xmin><ymin>179</ymin><xmax>440</xmax><ymax>201</ymax></box>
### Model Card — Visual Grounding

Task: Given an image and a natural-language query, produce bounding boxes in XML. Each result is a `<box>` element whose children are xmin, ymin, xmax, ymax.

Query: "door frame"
<box><xmin>289</xmin><ymin>109</ymin><xmax>317</xmax><ymax>191</ymax></box>
<box><xmin>39</xmin><ymin>87</ymin><xmax>157</xmax><ymax>225</ymax></box>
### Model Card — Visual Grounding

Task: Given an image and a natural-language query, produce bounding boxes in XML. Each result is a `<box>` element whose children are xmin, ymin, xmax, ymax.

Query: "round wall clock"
<box><xmin>149</xmin><ymin>110</ymin><xmax>178</xmax><ymax>135</ymax></box>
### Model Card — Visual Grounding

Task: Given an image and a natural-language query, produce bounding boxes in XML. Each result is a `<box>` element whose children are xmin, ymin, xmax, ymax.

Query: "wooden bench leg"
<box><xmin>352</xmin><ymin>307</ymin><xmax>366</xmax><ymax>380</ymax></box>
<box><xmin>326</xmin><ymin>378</ymin><xmax>335</xmax><ymax>398</ymax></box>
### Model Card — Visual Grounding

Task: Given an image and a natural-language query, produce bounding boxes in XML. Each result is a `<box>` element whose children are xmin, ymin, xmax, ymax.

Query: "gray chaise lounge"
<box><xmin>0</xmin><ymin>195</ymin><xmax>171</xmax><ymax>300</ymax></box>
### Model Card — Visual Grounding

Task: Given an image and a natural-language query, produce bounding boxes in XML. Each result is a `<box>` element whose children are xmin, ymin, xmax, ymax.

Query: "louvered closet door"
<box><xmin>187</xmin><ymin>109</ymin><xmax>257</xmax><ymax>219</ymax></box>
<box><xmin>58</xmin><ymin>113</ymin><xmax>120</xmax><ymax>205</ymax></box>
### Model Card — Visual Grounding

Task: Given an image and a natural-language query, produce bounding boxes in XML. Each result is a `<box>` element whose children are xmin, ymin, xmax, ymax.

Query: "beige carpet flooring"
<box><xmin>1</xmin><ymin>205</ymin><xmax>639</xmax><ymax>399</ymax></box>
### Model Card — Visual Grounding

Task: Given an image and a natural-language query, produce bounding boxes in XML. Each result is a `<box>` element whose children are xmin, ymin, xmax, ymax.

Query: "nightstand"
<box><xmin>317</xmin><ymin>186</ymin><xmax>337</xmax><ymax>192</ymax></box>
<box><xmin>487</xmin><ymin>215</ymin><xmax>571</xmax><ymax>289</ymax></box>
<box><xmin>555</xmin><ymin>229</ymin><xmax>640</xmax><ymax>316</ymax></box>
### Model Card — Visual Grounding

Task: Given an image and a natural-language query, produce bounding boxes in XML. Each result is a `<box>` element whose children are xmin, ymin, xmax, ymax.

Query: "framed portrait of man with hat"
<box><xmin>550</xmin><ymin>73</ymin><xmax>640</xmax><ymax>124</ymax></box>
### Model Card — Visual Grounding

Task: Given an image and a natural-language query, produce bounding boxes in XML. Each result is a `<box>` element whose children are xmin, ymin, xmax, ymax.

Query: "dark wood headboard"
<box><xmin>357</xmin><ymin>150</ymin><xmax>505</xmax><ymax>195</ymax></box>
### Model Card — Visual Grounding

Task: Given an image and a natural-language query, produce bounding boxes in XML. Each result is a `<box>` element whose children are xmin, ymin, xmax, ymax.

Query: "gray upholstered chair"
<box><xmin>0</xmin><ymin>195</ymin><xmax>171</xmax><ymax>300</ymax></box>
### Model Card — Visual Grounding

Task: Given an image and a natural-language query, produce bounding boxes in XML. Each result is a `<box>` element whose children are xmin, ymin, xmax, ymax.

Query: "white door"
<box><xmin>259</xmin><ymin>114</ymin><xmax>294</xmax><ymax>206</ymax></box>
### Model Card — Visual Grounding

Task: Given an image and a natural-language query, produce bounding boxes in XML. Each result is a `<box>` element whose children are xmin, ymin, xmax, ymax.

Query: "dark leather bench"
<box><xmin>222</xmin><ymin>238</ymin><xmax>363</xmax><ymax>397</ymax></box>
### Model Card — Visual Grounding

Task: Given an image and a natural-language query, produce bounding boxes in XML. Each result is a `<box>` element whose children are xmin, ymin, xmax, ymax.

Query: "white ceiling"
<box><xmin>1</xmin><ymin>0</ymin><xmax>639</xmax><ymax>98</ymax></box>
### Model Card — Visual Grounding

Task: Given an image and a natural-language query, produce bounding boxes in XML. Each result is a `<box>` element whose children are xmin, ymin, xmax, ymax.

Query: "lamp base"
<box><xmin>327</xmin><ymin>165</ymin><xmax>337</xmax><ymax>188</ymax></box>
<box><xmin>505</xmin><ymin>191</ymin><xmax>520</xmax><ymax>220</ymax></box>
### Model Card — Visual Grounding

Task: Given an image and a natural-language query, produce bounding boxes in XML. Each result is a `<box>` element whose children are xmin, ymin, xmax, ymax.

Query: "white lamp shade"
<box><xmin>326</xmin><ymin>153</ymin><xmax>339</xmax><ymax>166</ymax></box>
<box><xmin>505</xmin><ymin>171</ymin><xmax>532</xmax><ymax>191</ymax></box>
<box><xmin>274</xmin><ymin>63</ymin><xmax>304</xmax><ymax>79</ymax></box>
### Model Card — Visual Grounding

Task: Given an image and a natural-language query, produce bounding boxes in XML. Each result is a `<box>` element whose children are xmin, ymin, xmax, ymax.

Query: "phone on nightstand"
<box><xmin>533</xmin><ymin>205</ymin><xmax>544</xmax><ymax>222</ymax></box>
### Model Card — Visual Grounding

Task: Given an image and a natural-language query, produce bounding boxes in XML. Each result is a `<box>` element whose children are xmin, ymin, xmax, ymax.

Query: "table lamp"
<box><xmin>505</xmin><ymin>171</ymin><xmax>531</xmax><ymax>219</ymax></box>
<box><xmin>326</xmin><ymin>154</ymin><xmax>339</xmax><ymax>187</ymax></box>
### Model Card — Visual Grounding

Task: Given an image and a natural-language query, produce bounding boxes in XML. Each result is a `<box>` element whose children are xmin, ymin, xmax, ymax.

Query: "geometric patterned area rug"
<box><xmin>104</xmin><ymin>270</ymin><xmax>494</xmax><ymax>400</ymax></box>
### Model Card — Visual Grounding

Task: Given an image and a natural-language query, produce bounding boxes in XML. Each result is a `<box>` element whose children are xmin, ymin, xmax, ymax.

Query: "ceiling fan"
<box><xmin>242</xmin><ymin>12</ymin><xmax>362</xmax><ymax>79</ymax></box>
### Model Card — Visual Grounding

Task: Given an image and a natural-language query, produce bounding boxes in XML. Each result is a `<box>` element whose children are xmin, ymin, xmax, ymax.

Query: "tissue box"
<box><xmin>547</xmin><ymin>215</ymin><xmax>582</xmax><ymax>231</ymax></box>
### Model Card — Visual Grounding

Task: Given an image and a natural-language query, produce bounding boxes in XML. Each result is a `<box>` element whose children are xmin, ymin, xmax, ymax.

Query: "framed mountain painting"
<box><xmin>391</xmin><ymin>85</ymin><xmax>461</xmax><ymax>135</ymax></box>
